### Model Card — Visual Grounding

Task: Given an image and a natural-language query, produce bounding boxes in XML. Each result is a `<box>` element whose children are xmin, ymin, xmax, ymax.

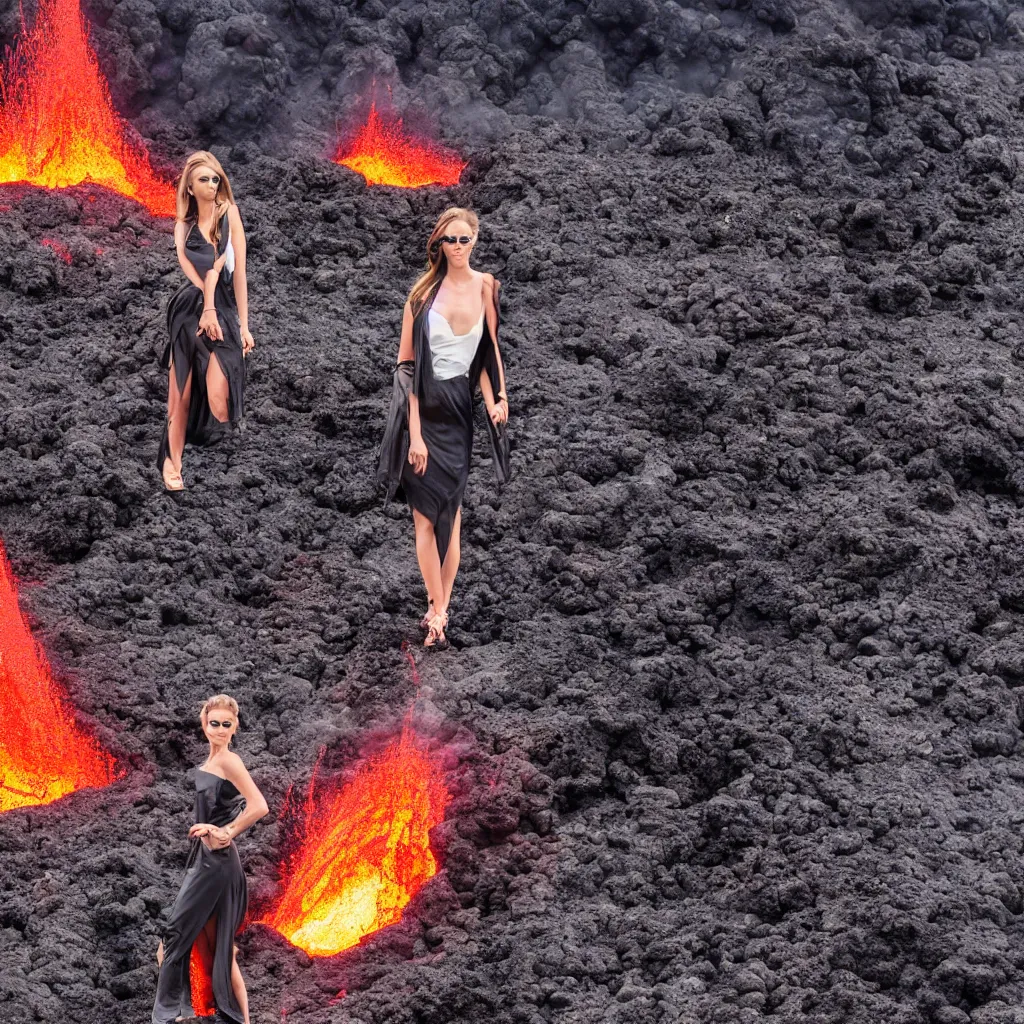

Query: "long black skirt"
<box><xmin>152</xmin><ymin>841</ymin><xmax>248</xmax><ymax>1023</ymax></box>
<box><xmin>401</xmin><ymin>374</ymin><xmax>473</xmax><ymax>565</ymax></box>
<box><xmin>157</xmin><ymin>283</ymin><xmax>245</xmax><ymax>470</ymax></box>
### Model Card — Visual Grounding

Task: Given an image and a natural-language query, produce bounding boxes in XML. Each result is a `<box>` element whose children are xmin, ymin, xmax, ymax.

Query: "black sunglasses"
<box><xmin>207</xmin><ymin>719</ymin><xmax>233</xmax><ymax>728</ymax></box>
<box><xmin>432</xmin><ymin>234</ymin><xmax>473</xmax><ymax>252</ymax></box>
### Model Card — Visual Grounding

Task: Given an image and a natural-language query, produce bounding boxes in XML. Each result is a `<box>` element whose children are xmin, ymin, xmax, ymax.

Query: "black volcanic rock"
<box><xmin>2</xmin><ymin>0</ymin><xmax>1024</xmax><ymax>1023</ymax></box>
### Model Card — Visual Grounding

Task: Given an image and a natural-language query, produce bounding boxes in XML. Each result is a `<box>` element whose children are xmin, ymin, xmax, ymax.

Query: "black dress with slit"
<box><xmin>377</xmin><ymin>281</ymin><xmax>511</xmax><ymax>565</ymax></box>
<box><xmin>157</xmin><ymin>210</ymin><xmax>245</xmax><ymax>471</ymax></box>
<box><xmin>152</xmin><ymin>769</ymin><xmax>247</xmax><ymax>1024</ymax></box>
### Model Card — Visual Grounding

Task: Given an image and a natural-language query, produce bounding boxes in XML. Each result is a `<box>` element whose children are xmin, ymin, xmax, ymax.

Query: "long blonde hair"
<box><xmin>175</xmin><ymin>151</ymin><xmax>235</xmax><ymax>249</ymax></box>
<box><xmin>407</xmin><ymin>207</ymin><xmax>479</xmax><ymax>315</ymax></box>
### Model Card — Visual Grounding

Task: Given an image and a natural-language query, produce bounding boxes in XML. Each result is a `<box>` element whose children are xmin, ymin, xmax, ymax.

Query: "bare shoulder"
<box><xmin>482</xmin><ymin>272</ymin><xmax>501</xmax><ymax>311</ymax></box>
<box><xmin>221</xmin><ymin>750</ymin><xmax>248</xmax><ymax>776</ymax></box>
<box><xmin>482</xmin><ymin>272</ymin><xmax>501</xmax><ymax>298</ymax></box>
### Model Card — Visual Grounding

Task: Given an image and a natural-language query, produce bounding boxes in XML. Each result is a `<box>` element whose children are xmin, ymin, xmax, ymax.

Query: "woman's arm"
<box><xmin>400</xmin><ymin>302</ymin><xmax>429</xmax><ymax>476</ymax></box>
<box><xmin>174</xmin><ymin>220</ymin><xmax>206</xmax><ymax>291</ymax></box>
<box><xmin>198</xmin><ymin>263</ymin><xmax>224</xmax><ymax>341</ymax></box>
<box><xmin>480</xmin><ymin>274</ymin><xmax>508</xmax><ymax>425</ymax></box>
<box><xmin>197</xmin><ymin>206</ymin><xmax>234</xmax><ymax>342</ymax></box>
<box><xmin>397</xmin><ymin>300</ymin><xmax>414</xmax><ymax>362</ymax></box>
<box><xmin>228</xmin><ymin>205</ymin><xmax>253</xmax><ymax>353</ymax></box>
<box><xmin>220</xmin><ymin>753</ymin><xmax>268</xmax><ymax>840</ymax></box>
<box><xmin>190</xmin><ymin>752</ymin><xmax>269</xmax><ymax>847</ymax></box>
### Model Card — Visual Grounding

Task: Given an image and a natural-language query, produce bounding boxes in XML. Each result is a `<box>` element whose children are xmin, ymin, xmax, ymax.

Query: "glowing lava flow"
<box><xmin>0</xmin><ymin>0</ymin><xmax>174</xmax><ymax>215</ymax></box>
<box><xmin>41</xmin><ymin>237</ymin><xmax>72</xmax><ymax>263</ymax></box>
<box><xmin>189</xmin><ymin>936</ymin><xmax>216</xmax><ymax>1018</ymax></box>
<box><xmin>260</xmin><ymin>722</ymin><xmax>450</xmax><ymax>956</ymax></box>
<box><xmin>334</xmin><ymin>103</ymin><xmax>466</xmax><ymax>188</ymax></box>
<box><xmin>0</xmin><ymin>542</ymin><xmax>115</xmax><ymax>813</ymax></box>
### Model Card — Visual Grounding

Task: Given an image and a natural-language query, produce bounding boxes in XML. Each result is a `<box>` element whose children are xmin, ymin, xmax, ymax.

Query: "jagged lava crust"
<box><xmin>1</xmin><ymin>1</ymin><xmax>1024</xmax><ymax>1022</ymax></box>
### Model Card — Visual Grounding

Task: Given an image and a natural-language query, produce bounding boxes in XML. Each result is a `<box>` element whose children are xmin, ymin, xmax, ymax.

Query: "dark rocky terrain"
<box><xmin>2</xmin><ymin>0</ymin><xmax>1024</xmax><ymax>1021</ymax></box>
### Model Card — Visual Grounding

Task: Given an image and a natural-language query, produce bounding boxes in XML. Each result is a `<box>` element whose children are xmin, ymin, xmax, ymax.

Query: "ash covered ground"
<box><xmin>2</xmin><ymin>0</ymin><xmax>1024</xmax><ymax>1022</ymax></box>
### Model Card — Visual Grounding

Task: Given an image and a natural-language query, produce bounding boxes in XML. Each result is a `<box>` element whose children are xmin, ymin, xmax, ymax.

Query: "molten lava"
<box><xmin>0</xmin><ymin>542</ymin><xmax>115</xmax><ymax>813</ymax></box>
<box><xmin>0</xmin><ymin>0</ymin><xmax>174</xmax><ymax>215</ymax></box>
<box><xmin>260</xmin><ymin>722</ymin><xmax>450</xmax><ymax>956</ymax></box>
<box><xmin>335</xmin><ymin>103</ymin><xmax>466</xmax><ymax>188</ymax></box>
<box><xmin>41</xmin><ymin>237</ymin><xmax>72</xmax><ymax>263</ymax></box>
<box><xmin>189</xmin><ymin>936</ymin><xmax>216</xmax><ymax>1018</ymax></box>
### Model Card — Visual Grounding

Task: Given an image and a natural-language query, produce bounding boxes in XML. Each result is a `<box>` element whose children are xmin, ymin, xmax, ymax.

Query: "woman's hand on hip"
<box><xmin>408</xmin><ymin>436</ymin><xmax>429</xmax><ymax>476</ymax></box>
<box><xmin>190</xmin><ymin>822</ymin><xmax>231</xmax><ymax>848</ymax></box>
<box><xmin>206</xmin><ymin>827</ymin><xmax>232</xmax><ymax>848</ymax></box>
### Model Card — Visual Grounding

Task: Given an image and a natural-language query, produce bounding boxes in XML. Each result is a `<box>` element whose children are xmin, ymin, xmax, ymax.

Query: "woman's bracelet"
<box><xmin>202</xmin><ymin>307</ymin><xmax>217</xmax><ymax>314</ymax></box>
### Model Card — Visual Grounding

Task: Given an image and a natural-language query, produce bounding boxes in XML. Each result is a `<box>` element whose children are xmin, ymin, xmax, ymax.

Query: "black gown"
<box><xmin>152</xmin><ymin>770</ymin><xmax>247</xmax><ymax>1024</ymax></box>
<box><xmin>377</xmin><ymin>280</ymin><xmax>511</xmax><ymax>565</ymax></box>
<box><xmin>157</xmin><ymin>210</ymin><xmax>246</xmax><ymax>472</ymax></box>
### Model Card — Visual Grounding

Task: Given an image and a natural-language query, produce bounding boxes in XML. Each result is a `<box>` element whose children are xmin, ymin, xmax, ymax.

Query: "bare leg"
<box><xmin>206</xmin><ymin>355</ymin><xmax>230</xmax><ymax>423</ymax></box>
<box><xmin>413</xmin><ymin>510</ymin><xmax>446</xmax><ymax>611</ymax></box>
<box><xmin>199</xmin><ymin>913</ymin><xmax>217</xmax><ymax>952</ymax></box>
<box><xmin>231</xmin><ymin>945</ymin><xmax>250</xmax><ymax>1024</ymax></box>
<box><xmin>440</xmin><ymin>508</ymin><xmax>462</xmax><ymax>612</ymax></box>
<box><xmin>165</xmin><ymin>361</ymin><xmax>192</xmax><ymax>483</ymax></box>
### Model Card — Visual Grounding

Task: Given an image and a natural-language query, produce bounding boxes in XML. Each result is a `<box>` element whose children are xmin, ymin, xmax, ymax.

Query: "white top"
<box><xmin>428</xmin><ymin>308</ymin><xmax>484</xmax><ymax>380</ymax></box>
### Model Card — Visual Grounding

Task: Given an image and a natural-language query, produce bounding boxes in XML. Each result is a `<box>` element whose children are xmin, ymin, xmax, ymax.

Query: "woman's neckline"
<box><xmin>190</xmin><ymin>223</ymin><xmax>214</xmax><ymax>247</ymax></box>
<box><xmin>429</xmin><ymin>306</ymin><xmax>484</xmax><ymax>337</ymax></box>
<box><xmin>192</xmin><ymin>214</ymin><xmax>221</xmax><ymax>246</ymax></box>
<box><xmin>197</xmin><ymin>766</ymin><xmax>228</xmax><ymax>781</ymax></box>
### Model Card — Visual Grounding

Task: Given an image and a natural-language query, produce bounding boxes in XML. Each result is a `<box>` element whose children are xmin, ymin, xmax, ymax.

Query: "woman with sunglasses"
<box><xmin>152</xmin><ymin>694</ymin><xmax>268</xmax><ymax>1024</ymax></box>
<box><xmin>378</xmin><ymin>207</ymin><xmax>511</xmax><ymax>649</ymax></box>
<box><xmin>158</xmin><ymin>151</ymin><xmax>255</xmax><ymax>491</ymax></box>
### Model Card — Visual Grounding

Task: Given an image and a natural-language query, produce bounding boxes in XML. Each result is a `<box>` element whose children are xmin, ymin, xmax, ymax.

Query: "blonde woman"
<box><xmin>158</xmin><ymin>152</ymin><xmax>254</xmax><ymax>491</ymax></box>
<box><xmin>378</xmin><ymin>208</ymin><xmax>511</xmax><ymax>649</ymax></box>
<box><xmin>151</xmin><ymin>695</ymin><xmax>268</xmax><ymax>1024</ymax></box>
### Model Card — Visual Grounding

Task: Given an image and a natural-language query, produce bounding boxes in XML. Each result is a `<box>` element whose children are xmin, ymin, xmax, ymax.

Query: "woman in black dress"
<box><xmin>152</xmin><ymin>694</ymin><xmax>268</xmax><ymax>1024</ymax></box>
<box><xmin>159</xmin><ymin>151</ymin><xmax>254</xmax><ymax>491</ymax></box>
<box><xmin>378</xmin><ymin>207</ymin><xmax>511</xmax><ymax>649</ymax></box>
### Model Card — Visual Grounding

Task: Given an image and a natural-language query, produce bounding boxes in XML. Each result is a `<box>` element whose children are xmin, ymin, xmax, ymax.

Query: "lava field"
<box><xmin>2</xmin><ymin>0</ymin><xmax>1024</xmax><ymax>1022</ymax></box>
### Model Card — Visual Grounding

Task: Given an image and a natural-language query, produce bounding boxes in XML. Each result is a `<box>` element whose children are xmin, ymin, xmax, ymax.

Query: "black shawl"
<box><xmin>376</xmin><ymin>279</ymin><xmax>511</xmax><ymax>503</ymax></box>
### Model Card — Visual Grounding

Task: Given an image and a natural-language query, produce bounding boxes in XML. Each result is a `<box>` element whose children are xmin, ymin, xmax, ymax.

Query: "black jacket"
<box><xmin>376</xmin><ymin>279</ymin><xmax>511</xmax><ymax>503</ymax></box>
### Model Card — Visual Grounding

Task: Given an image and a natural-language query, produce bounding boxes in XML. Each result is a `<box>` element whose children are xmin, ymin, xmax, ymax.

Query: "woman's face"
<box><xmin>203</xmin><ymin>707</ymin><xmax>237</xmax><ymax>748</ymax></box>
<box><xmin>190</xmin><ymin>164</ymin><xmax>222</xmax><ymax>203</ymax></box>
<box><xmin>439</xmin><ymin>219</ymin><xmax>475</xmax><ymax>269</ymax></box>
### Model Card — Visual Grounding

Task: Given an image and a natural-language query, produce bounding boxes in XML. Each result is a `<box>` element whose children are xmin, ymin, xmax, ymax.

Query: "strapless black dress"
<box><xmin>157</xmin><ymin>210</ymin><xmax>246</xmax><ymax>470</ymax></box>
<box><xmin>151</xmin><ymin>769</ymin><xmax>247</xmax><ymax>1024</ymax></box>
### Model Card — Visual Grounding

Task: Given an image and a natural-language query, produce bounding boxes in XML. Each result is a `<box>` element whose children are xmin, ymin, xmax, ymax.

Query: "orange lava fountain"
<box><xmin>334</xmin><ymin>103</ymin><xmax>466</xmax><ymax>188</ymax></box>
<box><xmin>260</xmin><ymin>721</ymin><xmax>450</xmax><ymax>956</ymax></box>
<box><xmin>0</xmin><ymin>542</ymin><xmax>115</xmax><ymax>812</ymax></box>
<box><xmin>0</xmin><ymin>0</ymin><xmax>174</xmax><ymax>215</ymax></box>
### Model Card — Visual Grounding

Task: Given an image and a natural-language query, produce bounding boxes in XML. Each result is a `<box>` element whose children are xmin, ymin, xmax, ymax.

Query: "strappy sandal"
<box><xmin>162</xmin><ymin>459</ymin><xmax>185</xmax><ymax>492</ymax></box>
<box><xmin>425</xmin><ymin>610</ymin><xmax>449</xmax><ymax>651</ymax></box>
